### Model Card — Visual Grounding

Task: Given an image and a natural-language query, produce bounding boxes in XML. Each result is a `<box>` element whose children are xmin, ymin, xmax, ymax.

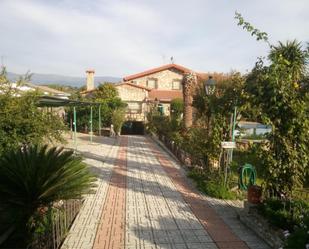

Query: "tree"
<box><xmin>111</xmin><ymin>108</ymin><xmax>126</xmax><ymax>135</ymax></box>
<box><xmin>0</xmin><ymin>145</ymin><xmax>96</xmax><ymax>247</ymax></box>
<box><xmin>245</xmin><ymin>42</ymin><xmax>309</xmax><ymax>194</ymax></box>
<box><xmin>269</xmin><ymin>40</ymin><xmax>308</xmax><ymax>82</ymax></box>
<box><xmin>94</xmin><ymin>82</ymin><xmax>118</xmax><ymax>100</ymax></box>
<box><xmin>235</xmin><ymin>12</ymin><xmax>309</xmax><ymax>193</ymax></box>
<box><xmin>170</xmin><ymin>98</ymin><xmax>184</xmax><ymax>119</ymax></box>
<box><xmin>66</xmin><ymin>83</ymin><xmax>126</xmax><ymax>131</ymax></box>
<box><xmin>191</xmin><ymin>72</ymin><xmax>246</xmax><ymax>168</ymax></box>
<box><xmin>182</xmin><ymin>72</ymin><xmax>197</xmax><ymax>129</ymax></box>
<box><xmin>0</xmin><ymin>68</ymin><xmax>65</xmax><ymax>155</ymax></box>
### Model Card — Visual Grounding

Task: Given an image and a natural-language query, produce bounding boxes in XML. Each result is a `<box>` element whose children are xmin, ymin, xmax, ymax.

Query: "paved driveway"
<box><xmin>61</xmin><ymin>135</ymin><xmax>269</xmax><ymax>249</ymax></box>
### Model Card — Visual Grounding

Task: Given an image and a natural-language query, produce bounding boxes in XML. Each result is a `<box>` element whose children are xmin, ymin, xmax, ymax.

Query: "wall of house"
<box><xmin>116</xmin><ymin>84</ymin><xmax>147</xmax><ymax>101</ymax></box>
<box><xmin>115</xmin><ymin>84</ymin><xmax>148</xmax><ymax>121</ymax></box>
<box><xmin>132</xmin><ymin>68</ymin><xmax>184</xmax><ymax>90</ymax></box>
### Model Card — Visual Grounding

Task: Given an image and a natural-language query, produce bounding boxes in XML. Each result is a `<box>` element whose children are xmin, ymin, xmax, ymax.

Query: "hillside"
<box><xmin>7</xmin><ymin>72</ymin><xmax>121</xmax><ymax>87</ymax></box>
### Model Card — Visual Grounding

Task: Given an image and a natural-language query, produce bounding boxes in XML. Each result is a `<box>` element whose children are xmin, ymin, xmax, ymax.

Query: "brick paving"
<box><xmin>93</xmin><ymin>137</ymin><xmax>128</xmax><ymax>249</ymax></box>
<box><xmin>61</xmin><ymin>134</ymin><xmax>120</xmax><ymax>249</ymax></box>
<box><xmin>61</xmin><ymin>135</ymin><xmax>269</xmax><ymax>249</ymax></box>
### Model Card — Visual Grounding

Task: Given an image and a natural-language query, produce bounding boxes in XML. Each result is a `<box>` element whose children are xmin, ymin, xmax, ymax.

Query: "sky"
<box><xmin>0</xmin><ymin>0</ymin><xmax>308</xmax><ymax>77</ymax></box>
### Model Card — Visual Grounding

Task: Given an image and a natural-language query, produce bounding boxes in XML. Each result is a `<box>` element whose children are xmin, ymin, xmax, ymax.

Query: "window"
<box><xmin>172</xmin><ymin>80</ymin><xmax>181</xmax><ymax>90</ymax></box>
<box><xmin>147</xmin><ymin>78</ymin><xmax>157</xmax><ymax>89</ymax></box>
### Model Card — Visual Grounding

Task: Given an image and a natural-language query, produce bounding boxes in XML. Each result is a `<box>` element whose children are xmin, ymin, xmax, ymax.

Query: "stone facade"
<box><xmin>116</xmin><ymin>84</ymin><xmax>148</xmax><ymax>101</ymax></box>
<box><xmin>131</xmin><ymin>68</ymin><xmax>184</xmax><ymax>90</ymax></box>
<box><xmin>115</xmin><ymin>84</ymin><xmax>149</xmax><ymax>122</ymax></box>
<box><xmin>118</xmin><ymin>65</ymin><xmax>191</xmax><ymax>122</ymax></box>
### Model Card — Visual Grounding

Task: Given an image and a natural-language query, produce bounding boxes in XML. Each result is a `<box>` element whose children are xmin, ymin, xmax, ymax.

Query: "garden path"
<box><xmin>61</xmin><ymin>134</ymin><xmax>270</xmax><ymax>249</ymax></box>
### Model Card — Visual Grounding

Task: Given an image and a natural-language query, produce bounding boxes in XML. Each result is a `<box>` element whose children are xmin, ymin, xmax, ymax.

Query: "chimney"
<box><xmin>86</xmin><ymin>69</ymin><xmax>95</xmax><ymax>91</ymax></box>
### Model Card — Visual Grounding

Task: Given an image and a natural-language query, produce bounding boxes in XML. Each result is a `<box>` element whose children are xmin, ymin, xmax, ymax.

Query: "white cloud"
<box><xmin>0</xmin><ymin>0</ymin><xmax>308</xmax><ymax>78</ymax></box>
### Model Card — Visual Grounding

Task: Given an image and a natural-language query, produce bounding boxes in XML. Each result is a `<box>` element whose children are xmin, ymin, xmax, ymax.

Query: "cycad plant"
<box><xmin>0</xmin><ymin>145</ymin><xmax>96</xmax><ymax>248</ymax></box>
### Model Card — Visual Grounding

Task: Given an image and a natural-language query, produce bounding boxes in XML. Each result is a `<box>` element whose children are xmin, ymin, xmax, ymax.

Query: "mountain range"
<box><xmin>7</xmin><ymin>71</ymin><xmax>122</xmax><ymax>87</ymax></box>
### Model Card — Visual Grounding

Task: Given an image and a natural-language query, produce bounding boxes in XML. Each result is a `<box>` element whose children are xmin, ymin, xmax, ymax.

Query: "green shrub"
<box><xmin>0</xmin><ymin>145</ymin><xmax>96</xmax><ymax>248</ymax></box>
<box><xmin>257</xmin><ymin>198</ymin><xmax>309</xmax><ymax>249</ymax></box>
<box><xmin>112</xmin><ymin>108</ymin><xmax>125</xmax><ymax>134</ymax></box>
<box><xmin>258</xmin><ymin>198</ymin><xmax>309</xmax><ymax>231</ymax></box>
<box><xmin>284</xmin><ymin>228</ymin><xmax>309</xmax><ymax>249</ymax></box>
<box><xmin>188</xmin><ymin>169</ymin><xmax>237</xmax><ymax>200</ymax></box>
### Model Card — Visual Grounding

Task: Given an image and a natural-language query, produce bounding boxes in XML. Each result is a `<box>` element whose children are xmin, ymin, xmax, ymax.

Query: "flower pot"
<box><xmin>248</xmin><ymin>185</ymin><xmax>262</xmax><ymax>204</ymax></box>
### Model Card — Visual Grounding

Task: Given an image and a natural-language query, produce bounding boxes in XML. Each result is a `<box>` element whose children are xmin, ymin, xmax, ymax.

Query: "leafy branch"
<box><xmin>235</xmin><ymin>11</ymin><xmax>270</xmax><ymax>46</ymax></box>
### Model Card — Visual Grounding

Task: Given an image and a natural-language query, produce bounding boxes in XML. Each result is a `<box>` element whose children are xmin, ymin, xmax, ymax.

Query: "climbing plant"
<box><xmin>236</xmin><ymin>12</ymin><xmax>309</xmax><ymax>194</ymax></box>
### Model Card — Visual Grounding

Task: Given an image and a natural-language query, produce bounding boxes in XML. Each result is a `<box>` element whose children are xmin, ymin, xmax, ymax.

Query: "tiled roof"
<box><xmin>148</xmin><ymin>89</ymin><xmax>182</xmax><ymax>102</ymax></box>
<box><xmin>123</xmin><ymin>63</ymin><xmax>191</xmax><ymax>81</ymax></box>
<box><xmin>115</xmin><ymin>82</ymin><xmax>151</xmax><ymax>91</ymax></box>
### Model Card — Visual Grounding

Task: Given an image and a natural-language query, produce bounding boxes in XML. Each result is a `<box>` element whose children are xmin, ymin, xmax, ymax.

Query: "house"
<box><xmin>114</xmin><ymin>82</ymin><xmax>150</xmax><ymax>122</ymax></box>
<box><xmin>80</xmin><ymin>64</ymin><xmax>194</xmax><ymax>121</ymax></box>
<box><xmin>115</xmin><ymin>63</ymin><xmax>192</xmax><ymax>121</ymax></box>
<box><xmin>237</xmin><ymin>121</ymin><xmax>272</xmax><ymax>137</ymax></box>
<box><xmin>4</xmin><ymin>81</ymin><xmax>71</xmax><ymax>99</ymax></box>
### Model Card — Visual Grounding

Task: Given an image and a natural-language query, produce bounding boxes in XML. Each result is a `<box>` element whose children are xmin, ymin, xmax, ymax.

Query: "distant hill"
<box><xmin>6</xmin><ymin>72</ymin><xmax>121</xmax><ymax>87</ymax></box>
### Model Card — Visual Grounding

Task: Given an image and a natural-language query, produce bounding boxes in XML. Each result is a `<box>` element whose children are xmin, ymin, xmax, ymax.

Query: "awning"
<box><xmin>37</xmin><ymin>95</ymin><xmax>101</xmax><ymax>107</ymax></box>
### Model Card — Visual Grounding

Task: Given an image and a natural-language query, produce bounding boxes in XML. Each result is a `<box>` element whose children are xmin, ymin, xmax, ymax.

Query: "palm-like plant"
<box><xmin>182</xmin><ymin>72</ymin><xmax>197</xmax><ymax>129</ymax></box>
<box><xmin>0</xmin><ymin>145</ymin><xmax>96</xmax><ymax>247</ymax></box>
<box><xmin>269</xmin><ymin>40</ymin><xmax>308</xmax><ymax>81</ymax></box>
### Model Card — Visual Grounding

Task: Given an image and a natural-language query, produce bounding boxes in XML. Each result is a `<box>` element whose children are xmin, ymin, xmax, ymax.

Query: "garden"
<box><xmin>147</xmin><ymin>13</ymin><xmax>309</xmax><ymax>248</ymax></box>
<box><xmin>0</xmin><ymin>69</ymin><xmax>127</xmax><ymax>248</ymax></box>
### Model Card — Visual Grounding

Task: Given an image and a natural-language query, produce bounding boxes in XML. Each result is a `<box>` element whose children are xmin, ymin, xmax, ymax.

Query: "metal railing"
<box><xmin>157</xmin><ymin>133</ymin><xmax>309</xmax><ymax>202</ymax></box>
<box><xmin>32</xmin><ymin>199</ymin><xmax>83</xmax><ymax>249</ymax></box>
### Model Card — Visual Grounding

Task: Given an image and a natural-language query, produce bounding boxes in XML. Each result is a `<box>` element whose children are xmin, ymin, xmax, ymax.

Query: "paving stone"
<box><xmin>62</xmin><ymin>135</ymin><xmax>270</xmax><ymax>249</ymax></box>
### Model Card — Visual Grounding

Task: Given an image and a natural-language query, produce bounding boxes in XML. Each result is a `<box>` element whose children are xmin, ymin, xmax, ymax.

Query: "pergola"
<box><xmin>37</xmin><ymin>95</ymin><xmax>102</xmax><ymax>152</ymax></box>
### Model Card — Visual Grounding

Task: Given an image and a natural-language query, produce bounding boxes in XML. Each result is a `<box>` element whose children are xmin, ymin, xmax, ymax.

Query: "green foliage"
<box><xmin>112</xmin><ymin>108</ymin><xmax>126</xmax><ymax>134</ymax></box>
<box><xmin>245</xmin><ymin>41</ymin><xmax>309</xmax><ymax>194</ymax></box>
<box><xmin>190</xmin><ymin>72</ymin><xmax>246</xmax><ymax>168</ymax></box>
<box><xmin>258</xmin><ymin>198</ymin><xmax>309</xmax><ymax>230</ymax></box>
<box><xmin>0</xmin><ymin>68</ymin><xmax>65</xmax><ymax>155</ymax></box>
<box><xmin>0</xmin><ymin>145</ymin><xmax>96</xmax><ymax>247</ymax></box>
<box><xmin>66</xmin><ymin>83</ymin><xmax>126</xmax><ymax>131</ymax></box>
<box><xmin>146</xmin><ymin>105</ymin><xmax>182</xmax><ymax>140</ymax></box>
<box><xmin>170</xmin><ymin>98</ymin><xmax>184</xmax><ymax>119</ymax></box>
<box><xmin>257</xmin><ymin>198</ymin><xmax>309</xmax><ymax>249</ymax></box>
<box><xmin>232</xmin><ymin>144</ymin><xmax>267</xmax><ymax>179</ymax></box>
<box><xmin>285</xmin><ymin>226</ymin><xmax>309</xmax><ymax>249</ymax></box>
<box><xmin>234</xmin><ymin>12</ymin><xmax>269</xmax><ymax>44</ymax></box>
<box><xmin>269</xmin><ymin>40</ymin><xmax>308</xmax><ymax>81</ymax></box>
<box><xmin>188</xmin><ymin>169</ymin><xmax>237</xmax><ymax>200</ymax></box>
<box><xmin>94</xmin><ymin>82</ymin><xmax>118</xmax><ymax>100</ymax></box>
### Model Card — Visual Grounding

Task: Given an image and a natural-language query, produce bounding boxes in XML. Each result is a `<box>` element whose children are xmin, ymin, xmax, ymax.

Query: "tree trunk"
<box><xmin>182</xmin><ymin>72</ymin><xmax>196</xmax><ymax>129</ymax></box>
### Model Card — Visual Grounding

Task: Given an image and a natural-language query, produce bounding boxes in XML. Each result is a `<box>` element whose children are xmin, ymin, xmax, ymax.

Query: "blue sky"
<box><xmin>0</xmin><ymin>0</ymin><xmax>308</xmax><ymax>77</ymax></box>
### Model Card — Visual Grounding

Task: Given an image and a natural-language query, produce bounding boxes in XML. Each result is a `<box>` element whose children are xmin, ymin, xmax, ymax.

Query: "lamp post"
<box><xmin>204</xmin><ymin>76</ymin><xmax>216</xmax><ymax>96</ymax></box>
<box><xmin>204</xmin><ymin>76</ymin><xmax>216</xmax><ymax>136</ymax></box>
<box><xmin>204</xmin><ymin>76</ymin><xmax>237</xmax><ymax>186</ymax></box>
<box><xmin>204</xmin><ymin>76</ymin><xmax>216</xmax><ymax>169</ymax></box>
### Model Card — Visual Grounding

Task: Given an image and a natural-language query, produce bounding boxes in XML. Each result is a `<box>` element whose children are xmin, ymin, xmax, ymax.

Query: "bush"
<box><xmin>257</xmin><ymin>198</ymin><xmax>309</xmax><ymax>249</ymax></box>
<box><xmin>170</xmin><ymin>98</ymin><xmax>184</xmax><ymax>119</ymax></box>
<box><xmin>285</xmin><ymin>228</ymin><xmax>309</xmax><ymax>249</ymax></box>
<box><xmin>188</xmin><ymin>169</ymin><xmax>238</xmax><ymax>200</ymax></box>
<box><xmin>112</xmin><ymin>108</ymin><xmax>125</xmax><ymax>135</ymax></box>
<box><xmin>0</xmin><ymin>145</ymin><xmax>96</xmax><ymax>248</ymax></box>
<box><xmin>259</xmin><ymin>199</ymin><xmax>309</xmax><ymax>230</ymax></box>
